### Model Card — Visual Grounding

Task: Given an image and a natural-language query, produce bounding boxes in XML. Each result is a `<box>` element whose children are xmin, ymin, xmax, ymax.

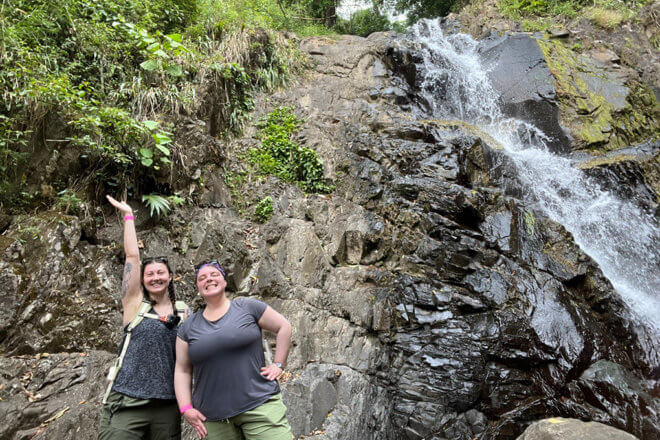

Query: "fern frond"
<box><xmin>142</xmin><ymin>194</ymin><xmax>171</xmax><ymax>217</ymax></box>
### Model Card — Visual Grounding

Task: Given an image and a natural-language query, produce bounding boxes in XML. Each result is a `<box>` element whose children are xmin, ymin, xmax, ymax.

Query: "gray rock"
<box><xmin>478</xmin><ymin>33</ymin><xmax>571</xmax><ymax>153</ymax></box>
<box><xmin>517</xmin><ymin>418</ymin><xmax>639</xmax><ymax>439</ymax></box>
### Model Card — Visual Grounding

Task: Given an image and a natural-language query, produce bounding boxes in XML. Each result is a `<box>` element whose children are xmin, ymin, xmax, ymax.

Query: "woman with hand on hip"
<box><xmin>175</xmin><ymin>260</ymin><xmax>293</xmax><ymax>440</ymax></box>
<box><xmin>98</xmin><ymin>195</ymin><xmax>188</xmax><ymax>440</ymax></box>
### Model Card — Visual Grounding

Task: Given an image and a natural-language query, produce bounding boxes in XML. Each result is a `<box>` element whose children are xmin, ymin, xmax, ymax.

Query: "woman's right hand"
<box><xmin>106</xmin><ymin>195</ymin><xmax>133</xmax><ymax>215</ymax></box>
<box><xmin>183</xmin><ymin>408</ymin><xmax>208</xmax><ymax>439</ymax></box>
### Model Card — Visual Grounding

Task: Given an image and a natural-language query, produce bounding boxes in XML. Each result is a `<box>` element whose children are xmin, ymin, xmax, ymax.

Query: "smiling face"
<box><xmin>142</xmin><ymin>261</ymin><xmax>172</xmax><ymax>296</ymax></box>
<box><xmin>196</xmin><ymin>265</ymin><xmax>227</xmax><ymax>299</ymax></box>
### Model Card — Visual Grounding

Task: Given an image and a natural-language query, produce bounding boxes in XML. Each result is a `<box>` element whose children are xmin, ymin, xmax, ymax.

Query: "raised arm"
<box><xmin>106</xmin><ymin>195</ymin><xmax>142</xmax><ymax>325</ymax></box>
<box><xmin>258</xmin><ymin>306</ymin><xmax>292</xmax><ymax>380</ymax></box>
<box><xmin>175</xmin><ymin>337</ymin><xmax>207</xmax><ymax>439</ymax></box>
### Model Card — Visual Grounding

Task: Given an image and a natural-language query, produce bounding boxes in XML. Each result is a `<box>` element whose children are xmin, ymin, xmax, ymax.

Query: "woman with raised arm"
<box><xmin>98</xmin><ymin>195</ymin><xmax>188</xmax><ymax>440</ymax></box>
<box><xmin>175</xmin><ymin>260</ymin><xmax>293</xmax><ymax>440</ymax></box>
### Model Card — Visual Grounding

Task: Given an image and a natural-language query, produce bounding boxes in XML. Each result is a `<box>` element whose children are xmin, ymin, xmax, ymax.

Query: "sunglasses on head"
<box><xmin>194</xmin><ymin>260</ymin><xmax>226</xmax><ymax>278</ymax></box>
<box><xmin>143</xmin><ymin>256</ymin><xmax>169</xmax><ymax>265</ymax></box>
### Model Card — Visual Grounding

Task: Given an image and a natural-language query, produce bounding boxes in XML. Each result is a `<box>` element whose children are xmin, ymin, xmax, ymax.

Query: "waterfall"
<box><xmin>408</xmin><ymin>19</ymin><xmax>660</xmax><ymax>330</ymax></box>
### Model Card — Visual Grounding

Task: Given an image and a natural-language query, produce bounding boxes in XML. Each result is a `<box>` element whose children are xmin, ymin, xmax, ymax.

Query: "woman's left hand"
<box><xmin>260</xmin><ymin>364</ymin><xmax>283</xmax><ymax>381</ymax></box>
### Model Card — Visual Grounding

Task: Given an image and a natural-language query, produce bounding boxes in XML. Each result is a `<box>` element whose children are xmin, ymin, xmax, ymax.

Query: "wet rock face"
<box><xmin>1</xmin><ymin>31</ymin><xmax>658</xmax><ymax>440</ymax></box>
<box><xmin>476</xmin><ymin>33</ymin><xmax>571</xmax><ymax>154</ymax></box>
<box><xmin>577</xmin><ymin>141</ymin><xmax>660</xmax><ymax>217</ymax></box>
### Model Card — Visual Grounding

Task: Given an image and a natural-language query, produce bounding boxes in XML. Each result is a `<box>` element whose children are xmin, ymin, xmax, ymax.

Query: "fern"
<box><xmin>142</xmin><ymin>194</ymin><xmax>171</xmax><ymax>217</ymax></box>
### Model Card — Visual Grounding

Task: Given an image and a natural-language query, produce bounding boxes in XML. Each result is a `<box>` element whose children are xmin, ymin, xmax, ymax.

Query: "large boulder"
<box><xmin>517</xmin><ymin>418</ymin><xmax>639</xmax><ymax>440</ymax></box>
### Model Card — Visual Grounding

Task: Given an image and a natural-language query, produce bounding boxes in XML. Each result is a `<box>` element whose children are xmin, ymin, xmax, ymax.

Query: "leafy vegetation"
<box><xmin>249</xmin><ymin>107</ymin><xmax>332</xmax><ymax>193</ymax></box>
<box><xmin>255</xmin><ymin>196</ymin><xmax>274</xmax><ymax>222</ymax></box>
<box><xmin>498</xmin><ymin>0</ymin><xmax>652</xmax><ymax>28</ymax></box>
<box><xmin>0</xmin><ymin>0</ymin><xmax>315</xmax><ymax>214</ymax></box>
<box><xmin>335</xmin><ymin>8</ymin><xmax>395</xmax><ymax>36</ymax></box>
<box><xmin>376</xmin><ymin>0</ymin><xmax>465</xmax><ymax>24</ymax></box>
<box><xmin>142</xmin><ymin>193</ymin><xmax>185</xmax><ymax>217</ymax></box>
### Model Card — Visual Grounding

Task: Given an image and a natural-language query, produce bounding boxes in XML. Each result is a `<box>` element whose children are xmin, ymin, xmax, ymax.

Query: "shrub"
<box><xmin>589</xmin><ymin>7</ymin><xmax>624</xmax><ymax>28</ymax></box>
<box><xmin>335</xmin><ymin>8</ymin><xmax>392</xmax><ymax>37</ymax></box>
<box><xmin>0</xmin><ymin>0</ymin><xmax>322</xmax><ymax>211</ymax></box>
<box><xmin>255</xmin><ymin>196</ymin><xmax>274</xmax><ymax>222</ymax></box>
<box><xmin>249</xmin><ymin>107</ymin><xmax>332</xmax><ymax>193</ymax></box>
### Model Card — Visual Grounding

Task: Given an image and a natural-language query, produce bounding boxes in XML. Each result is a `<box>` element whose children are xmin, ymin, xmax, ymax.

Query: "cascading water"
<box><xmin>408</xmin><ymin>20</ymin><xmax>660</xmax><ymax>330</ymax></box>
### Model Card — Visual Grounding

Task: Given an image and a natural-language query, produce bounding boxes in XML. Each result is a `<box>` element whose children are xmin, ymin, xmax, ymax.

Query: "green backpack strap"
<box><xmin>175</xmin><ymin>300</ymin><xmax>189</xmax><ymax>320</ymax></box>
<box><xmin>102</xmin><ymin>301</ymin><xmax>152</xmax><ymax>404</ymax></box>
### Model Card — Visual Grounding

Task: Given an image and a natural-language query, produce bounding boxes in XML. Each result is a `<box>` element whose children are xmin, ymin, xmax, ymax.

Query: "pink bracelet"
<box><xmin>124</xmin><ymin>215</ymin><xmax>135</xmax><ymax>221</ymax></box>
<box><xmin>180</xmin><ymin>404</ymin><xmax>193</xmax><ymax>414</ymax></box>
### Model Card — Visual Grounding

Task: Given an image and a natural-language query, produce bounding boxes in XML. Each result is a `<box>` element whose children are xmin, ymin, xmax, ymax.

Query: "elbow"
<box><xmin>280</xmin><ymin>320</ymin><xmax>292</xmax><ymax>338</ymax></box>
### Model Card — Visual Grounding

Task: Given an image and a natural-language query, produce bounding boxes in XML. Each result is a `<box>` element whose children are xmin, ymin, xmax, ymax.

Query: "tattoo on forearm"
<box><xmin>121</xmin><ymin>262</ymin><xmax>133</xmax><ymax>298</ymax></box>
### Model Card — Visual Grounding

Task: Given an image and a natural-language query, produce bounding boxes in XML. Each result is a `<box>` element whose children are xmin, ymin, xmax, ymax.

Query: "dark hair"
<box><xmin>141</xmin><ymin>257</ymin><xmax>178</xmax><ymax>317</ymax></box>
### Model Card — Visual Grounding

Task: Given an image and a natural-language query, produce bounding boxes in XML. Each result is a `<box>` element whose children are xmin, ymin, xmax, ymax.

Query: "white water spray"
<box><xmin>409</xmin><ymin>20</ymin><xmax>660</xmax><ymax>329</ymax></box>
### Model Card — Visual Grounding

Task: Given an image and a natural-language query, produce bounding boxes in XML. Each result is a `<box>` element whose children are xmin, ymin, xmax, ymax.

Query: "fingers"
<box><xmin>185</xmin><ymin>410</ymin><xmax>207</xmax><ymax>438</ymax></box>
<box><xmin>260</xmin><ymin>366</ymin><xmax>282</xmax><ymax>381</ymax></box>
<box><xmin>106</xmin><ymin>195</ymin><xmax>119</xmax><ymax>206</ymax></box>
<box><xmin>195</xmin><ymin>423</ymin><xmax>206</xmax><ymax>439</ymax></box>
<box><xmin>106</xmin><ymin>195</ymin><xmax>132</xmax><ymax>214</ymax></box>
<box><xmin>195</xmin><ymin>417</ymin><xmax>207</xmax><ymax>438</ymax></box>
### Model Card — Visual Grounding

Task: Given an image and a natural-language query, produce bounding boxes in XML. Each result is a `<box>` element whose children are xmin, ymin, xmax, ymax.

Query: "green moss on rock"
<box><xmin>537</xmin><ymin>38</ymin><xmax>659</xmax><ymax>152</ymax></box>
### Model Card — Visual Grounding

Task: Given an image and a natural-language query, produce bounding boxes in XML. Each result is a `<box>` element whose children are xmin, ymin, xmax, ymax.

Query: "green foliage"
<box><xmin>521</xmin><ymin>17</ymin><xmax>552</xmax><ymax>31</ymax></box>
<box><xmin>142</xmin><ymin>193</ymin><xmax>186</xmax><ymax>217</ymax></box>
<box><xmin>335</xmin><ymin>8</ymin><xmax>392</xmax><ymax>37</ymax></box>
<box><xmin>377</xmin><ymin>0</ymin><xmax>463</xmax><ymax>23</ymax></box>
<box><xmin>498</xmin><ymin>0</ymin><xmax>585</xmax><ymax>18</ymax></box>
<box><xmin>211</xmin><ymin>62</ymin><xmax>255</xmax><ymax>136</ymax></box>
<box><xmin>498</xmin><ymin>0</ymin><xmax>648</xmax><ymax>21</ymax></box>
<box><xmin>249</xmin><ymin>107</ymin><xmax>332</xmax><ymax>193</ymax></box>
<box><xmin>255</xmin><ymin>196</ymin><xmax>274</xmax><ymax>222</ymax></box>
<box><xmin>194</xmin><ymin>0</ymin><xmax>336</xmax><ymax>36</ymax></box>
<box><xmin>0</xmin><ymin>115</ymin><xmax>29</xmax><ymax>189</ymax></box>
<box><xmin>286</xmin><ymin>0</ymin><xmax>336</xmax><ymax>24</ymax></box>
<box><xmin>140</xmin><ymin>193</ymin><xmax>182</xmax><ymax>217</ymax></box>
<box><xmin>0</xmin><ymin>0</ymin><xmax>326</xmax><ymax>211</ymax></box>
<box><xmin>142</xmin><ymin>194</ymin><xmax>172</xmax><ymax>217</ymax></box>
<box><xmin>55</xmin><ymin>190</ymin><xmax>83</xmax><ymax>214</ymax></box>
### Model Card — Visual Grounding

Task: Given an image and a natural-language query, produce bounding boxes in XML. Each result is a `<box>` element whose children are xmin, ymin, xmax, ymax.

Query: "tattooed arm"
<box><xmin>107</xmin><ymin>195</ymin><xmax>142</xmax><ymax>325</ymax></box>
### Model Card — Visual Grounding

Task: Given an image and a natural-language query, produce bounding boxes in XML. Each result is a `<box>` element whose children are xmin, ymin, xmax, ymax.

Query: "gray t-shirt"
<box><xmin>177</xmin><ymin>298</ymin><xmax>280</xmax><ymax>421</ymax></box>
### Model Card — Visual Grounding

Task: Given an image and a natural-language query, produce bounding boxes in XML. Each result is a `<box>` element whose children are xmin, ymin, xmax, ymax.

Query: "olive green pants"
<box><xmin>204</xmin><ymin>394</ymin><xmax>293</xmax><ymax>440</ymax></box>
<box><xmin>98</xmin><ymin>391</ymin><xmax>181</xmax><ymax>440</ymax></box>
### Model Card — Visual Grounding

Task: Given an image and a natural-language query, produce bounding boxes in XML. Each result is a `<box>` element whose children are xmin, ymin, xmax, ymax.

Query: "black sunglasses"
<box><xmin>143</xmin><ymin>256</ymin><xmax>169</xmax><ymax>265</ymax></box>
<box><xmin>194</xmin><ymin>260</ymin><xmax>226</xmax><ymax>278</ymax></box>
<box><xmin>161</xmin><ymin>314</ymin><xmax>181</xmax><ymax>329</ymax></box>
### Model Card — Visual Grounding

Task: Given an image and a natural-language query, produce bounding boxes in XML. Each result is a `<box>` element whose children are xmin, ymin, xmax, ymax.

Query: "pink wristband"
<box><xmin>124</xmin><ymin>215</ymin><xmax>134</xmax><ymax>221</ymax></box>
<box><xmin>180</xmin><ymin>404</ymin><xmax>193</xmax><ymax>414</ymax></box>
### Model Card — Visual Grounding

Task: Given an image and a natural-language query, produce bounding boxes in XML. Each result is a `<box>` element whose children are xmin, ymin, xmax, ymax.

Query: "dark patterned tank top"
<box><xmin>112</xmin><ymin>310</ymin><xmax>178</xmax><ymax>400</ymax></box>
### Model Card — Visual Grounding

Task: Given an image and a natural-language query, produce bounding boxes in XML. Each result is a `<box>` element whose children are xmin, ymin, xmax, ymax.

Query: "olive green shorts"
<box><xmin>204</xmin><ymin>394</ymin><xmax>293</xmax><ymax>440</ymax></box>
<box><xmin>98</xmin><ymin>391</ymin><xmax>181</xmax><ymax>440</ymax></box>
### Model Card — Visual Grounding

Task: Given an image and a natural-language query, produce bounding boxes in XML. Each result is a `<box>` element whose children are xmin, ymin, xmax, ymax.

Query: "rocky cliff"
<box><xmin>1</xmin><ymin>20</ymin><xmax>658</xmax><ymax>440</ymax></box>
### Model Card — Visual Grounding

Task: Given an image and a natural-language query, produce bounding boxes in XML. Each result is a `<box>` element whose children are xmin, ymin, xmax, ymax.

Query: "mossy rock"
<box><xmin>537</xmin><ymin>38</ymin><xmax>659</xmax><ymax>152</ymax></box>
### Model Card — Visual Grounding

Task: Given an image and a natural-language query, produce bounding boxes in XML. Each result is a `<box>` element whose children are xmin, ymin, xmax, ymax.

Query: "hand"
<box><xmin>183</xmin><ymin>408</ymin><xmax>207</xmax><ymax>439</ymax></box>
<box><xmin>106</xmin><ymin>195</ymin><xmax>133</xmax><ymax>215</ymax></box>
<box><xmin>260</xmin><ymin>363</ymin><xmax>283</xmax><ymax>381</ymax></box>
